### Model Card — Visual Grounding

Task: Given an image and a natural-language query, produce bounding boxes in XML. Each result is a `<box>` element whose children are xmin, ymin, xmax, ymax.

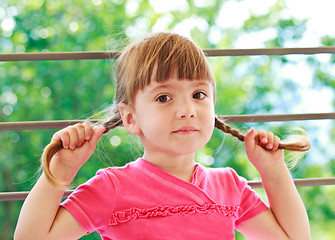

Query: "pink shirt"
<box><xmin>61</xmin><ymin>158</ymin><xmax>267</xmax><ymax>239</ymax></box>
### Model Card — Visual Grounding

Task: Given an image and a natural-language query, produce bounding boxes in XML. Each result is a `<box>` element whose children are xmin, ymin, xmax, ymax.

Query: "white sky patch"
<box><xmin>152</xmin><ymin>14</ymin><xmax>174</xmax><ymax>33</ymax></box>
<box><xmin>149</xmin><ymin>0</ymin><xmax>189</xmax><ymax>13</ymax></box>
<box><xmin>217</xmin><ymin>0</ymin><xmax>277</xmax><ymax>28</ymax></box>
<box><xmin>216</xmin><ymin>0</ymin><xmax>335</xmax><ymax>47</ymax></box>
<box><xmin>216</xmin><ymin>1</ymin><xmax>250</xmax><ymax>28</ymax></box>
<box><xmin>278</xmin><ymin>57</ymin><xmax>334</xmax><ymax>113</ymax></box>
<box><xmin>0</xmin><ymin>8</ymin><xmax>6</xmax><ymax>18</ymax></box>
<box><xmin>314</xmin><ymin>54</ymin><xmax>332</xmax><ymax>64</ymax></box>
<box><xmin>1</xmin><ymin>17</ymin><xmax>16</xmax><ymax>32</ymax></box>
<box><xmin>283</xmin><ymin>0</ymin><xmax>335</xmax><ymax>26</ymax></box>
<box><xmin>173</xmin><ymin>17</ymin><xmax>208</xmax><ymax>39</ymax></box>
<box><xmin>233</xmin><ymin>28</ymin><xmax>277</xmax><ymax>48</ymax></box>
<box><xmin>282</xmin><ymin>0</ymin><xmax>335</xmax><ymax>46</ymax></box>
<box><xmin>69</xmin><ymin>22</ymin><xmax>79</xmax><ymax>33</ymax></box>
<box><xmin>296</xmin><ymin>88</ymin><xmax>334</xmax><ymax>113</ymax></box>
<box><xmin>243</xmin><ymin>0</ymin><xmax>278</xmax><ymax>15</ymax></box>
<box><xmin>126</xmin><ymin>17</ymin><xmax>150</xmax><ymax>39</ymax></box>
<box><xmin>208</xmin><ymin>25</ymin><xmax>222</xmax><ymax>45</ymax></box>
<box><xmin>125</xmin><ymin>0</ymin><xmax>139</xmax><ymax>16</ymax></box>
<box><xmin>280</xmin><ymin>59</ymin><xmax>313</xmax><ymax>87</ymax></box>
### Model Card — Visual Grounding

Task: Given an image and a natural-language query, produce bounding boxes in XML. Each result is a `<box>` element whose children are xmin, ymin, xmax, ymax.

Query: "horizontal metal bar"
<box><xmin>218</xmin><ymin>112</ymin><xmax>335</xmax><ymax>123</ymax></box>
<box><xmin>1</xmin><ymin>113</ymin><xmax>334</xmax><ymax>131</ymax></box>
<box><xmin>0</xmin><ymin>120</ymin><xmax>98</xmax><ymax>130</ymax></box>
<box><xmin>1</xmin><ymin>47</ymin><xmax>335</xmax><ymax>62</ymax></box>
<box><xmin>0</xmin><ymin>51</ymin><xmax>120</xmax><ymax>61</ymax></box>
<box><xmin>0</xmin><ymin>190</ymin><xmax>73</xmax><ymax>202</ymax></box>
<box><xmin>204</xmin><ymin>47</ymin><xmax>335</xmax><ymax>57</ymax></box>
<box><xmin>248</xmin><ymin>177</ymin><xmax>335</xmax><ymax>189</ymax></box>
<box><xmin>1</xmin><ymin>177</ymin><xmax>335</xmax><ymax>201</ymax></box>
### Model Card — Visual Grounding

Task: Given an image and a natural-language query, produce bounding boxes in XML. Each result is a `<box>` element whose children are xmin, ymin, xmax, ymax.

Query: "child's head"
<box><xmin>111</xmin><ymin>32</ymin><xmax>217</xmax><ymax>157</ymax></box>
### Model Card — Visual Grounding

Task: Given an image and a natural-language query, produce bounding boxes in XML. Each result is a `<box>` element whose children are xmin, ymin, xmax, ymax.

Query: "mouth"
<box><xmin>172</xmin><ymin>127</ymin><xmax>198</xmax><ymax>135</ymax></box>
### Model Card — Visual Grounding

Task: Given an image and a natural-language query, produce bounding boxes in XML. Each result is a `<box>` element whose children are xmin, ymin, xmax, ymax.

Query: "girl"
<box><xmin>15</xmin><ymin>32</ymin><xmax>311</xmax><ymax>239</ymax></box>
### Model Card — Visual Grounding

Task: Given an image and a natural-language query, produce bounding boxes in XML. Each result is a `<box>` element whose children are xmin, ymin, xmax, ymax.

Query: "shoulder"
<box><xmin>201</xmin><ymin>166</ymin><xmax>250</xmax><ymax>195</ymax></box>
<box><xmin>81</xmin><ymin>165</ymin><xmax>128</xmax><ymax>189</ymax></box>
<box><xmin>64</xmin><ymin>162</ymin><xmax>137</xmax><ymax>204</ymax></box>
<box><xmin>195</xmin><ymin>165</ymin><xmax>254</xmax><ymax>206</ymax></box>
<box><xmin>205</xmin><ymin>166</ymin><xmax>246</xmax><ymax>183</ymax></box>
<box><xmin>96</xmin><ymin>160</ymin><xmax>141</xmax><ymax>184</ymax></box>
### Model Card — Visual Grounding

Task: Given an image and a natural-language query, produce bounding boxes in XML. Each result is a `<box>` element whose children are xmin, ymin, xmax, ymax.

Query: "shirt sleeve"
<box><xmin>61</xmin><ymin>169</ymin><xmax>116</xmax><ymax>234</ymax></box>
<box><xmin>228</xmin><ymin>168</ymin><xmax>268</xmax><ymax>229</ymax></box>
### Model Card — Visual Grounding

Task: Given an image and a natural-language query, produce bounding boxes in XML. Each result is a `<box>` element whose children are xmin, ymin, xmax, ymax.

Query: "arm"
<box><xmin>239</xmin><ymin>128</ymin><xmax>310</xmax><ymax>240</ymax></box>
<box><xmin>14</xmin><ymin>122</ymin><xmax>105</xmax><ymax>240</ymax></box>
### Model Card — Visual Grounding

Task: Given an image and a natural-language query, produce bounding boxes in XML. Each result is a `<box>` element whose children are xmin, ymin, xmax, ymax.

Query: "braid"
<box><xmin>41</xmin><ymin>108</ymin><xmax>123</xmax><ymax>188</ymax></box>
<box><xmin>214</xmin><ymin>116</ymin><xmax>311</xmax><ymax>152</ymax></box>
<box><xmin>214</xmin><ymin>116</ymin><xmax>245</xmax><ymax>142</ymax></box>
<box><xmin>101</xmin><ymin>108</ymin><xmax>124</xmax><ymax>133</ymax></box>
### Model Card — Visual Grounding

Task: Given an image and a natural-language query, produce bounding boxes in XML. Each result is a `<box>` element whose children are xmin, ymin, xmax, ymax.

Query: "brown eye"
<box><xmin>193</xmin><ymin>91</ymin><xmax>206</xmax><ymax>99</ymax></box>
<box><xmin>157</xmin><ymin>95</ymin><xmax>171</xmax><ymax>103</ymax></box>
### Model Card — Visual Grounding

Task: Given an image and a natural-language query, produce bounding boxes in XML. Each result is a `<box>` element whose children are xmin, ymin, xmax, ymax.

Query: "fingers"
<box><xmin>244</xmin><ymin>127</ymin><xmax>257</xmax><ymax>150</ymax></box>
<box><xmin>51</xmin><ymin>122</ymin><xmax>103</xmax><ymax>150</ymax></box>
<box><xmin>258</xmin><ymin>130</ymin><xmax>273</xmax><ymax>149</ymax></box>
<box><xmin>245</xmin><ymin>128</ymin><xmax>280</xmax><ymax>151</ymax></box>
<box><xmin>90</xmin><ymin>126</ymin><xmax>106</xmax><ymax>147</ymax></box>
<box><xmin>84</xmin><ymin>121</ymin><xmax>94</xmax><ymax>140</ymax></box>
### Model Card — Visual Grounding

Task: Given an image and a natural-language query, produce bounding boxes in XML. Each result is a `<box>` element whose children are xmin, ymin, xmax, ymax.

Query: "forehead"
<box><xmin>149</xmin><ymin>78</ymin><xmax>212</xmax><ymax>91</ymax></box>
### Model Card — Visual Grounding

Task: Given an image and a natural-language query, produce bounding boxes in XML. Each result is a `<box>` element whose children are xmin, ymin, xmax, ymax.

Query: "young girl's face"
<box><xmin>130</xmin><ymin>70</ymin><xmax>215</xmax><ymax>158</ymax></box>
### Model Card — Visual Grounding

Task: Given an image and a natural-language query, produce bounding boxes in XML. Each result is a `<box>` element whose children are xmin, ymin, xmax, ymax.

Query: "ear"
<box><xmin>118</xmin><ymin>103</ymin><xmax>141</xmax><ymax>135</ymax></box>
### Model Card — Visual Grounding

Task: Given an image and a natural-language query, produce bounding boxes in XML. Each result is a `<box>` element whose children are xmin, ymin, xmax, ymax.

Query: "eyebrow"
<box><xmin>149</xmin><ymin>80</ymin><xmax>211</xmax><ymax>94</ymax></box>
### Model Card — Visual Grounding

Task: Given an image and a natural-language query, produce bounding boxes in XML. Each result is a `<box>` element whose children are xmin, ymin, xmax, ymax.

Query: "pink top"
<box><xmin>61</xmin><ymin>158</ymin><xmax>268</xmax><ymax>239</ymax></box>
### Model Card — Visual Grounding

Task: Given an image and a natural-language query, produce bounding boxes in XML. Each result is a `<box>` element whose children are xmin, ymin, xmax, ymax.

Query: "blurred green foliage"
<box><xmin>1</xmin><ymin>0</ymin><xmax>335</xmax><ymax>239</ymax></box>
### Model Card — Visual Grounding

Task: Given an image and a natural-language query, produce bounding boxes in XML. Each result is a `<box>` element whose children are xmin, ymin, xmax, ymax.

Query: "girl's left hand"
<box><xmin>244</xmin><ymin>127</ymin><xmax>285</xmax><ymax>175</ymax></box>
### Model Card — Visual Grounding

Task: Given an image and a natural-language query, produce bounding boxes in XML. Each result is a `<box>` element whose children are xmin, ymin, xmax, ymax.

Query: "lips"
<box><xmin>172</xmin><ymin>126</ymin><xmax>198</xmax><ymax>135</ymax></box>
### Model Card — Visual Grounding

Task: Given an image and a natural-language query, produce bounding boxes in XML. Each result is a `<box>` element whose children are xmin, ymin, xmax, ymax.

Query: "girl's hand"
<box><xmin>244</xmin><ymin>127</ymin><xmax>285</xmax><ymax>176</ymax></box>
<box><xmin>49</xmin><ymin>121</ymin><xmax>105</xmax><ymax>184</ymax></box>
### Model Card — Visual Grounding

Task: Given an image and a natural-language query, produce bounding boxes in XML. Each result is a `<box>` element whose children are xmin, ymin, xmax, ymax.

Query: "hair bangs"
<box><xmin>116</xmin><ymin>32</ymin><xmax>214</xmax><ymax>105</ymax></box>
<box><xmin>154</xmin><ymin>34</ymin><xmax>213</xmax><ymax>84</ymax></box>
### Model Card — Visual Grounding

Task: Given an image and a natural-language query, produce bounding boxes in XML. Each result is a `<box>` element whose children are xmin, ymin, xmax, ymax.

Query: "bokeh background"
<box><xmin>1</xmin><ymin>0</ymin><xmax>335</xmax><ymax>239</ymax></box>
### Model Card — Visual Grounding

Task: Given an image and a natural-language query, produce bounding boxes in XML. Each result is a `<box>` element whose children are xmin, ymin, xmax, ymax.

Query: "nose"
<box><xmin>176</xmin><ymin>100</ymin><xmax>197</xmax><ymax>119</ymax></box>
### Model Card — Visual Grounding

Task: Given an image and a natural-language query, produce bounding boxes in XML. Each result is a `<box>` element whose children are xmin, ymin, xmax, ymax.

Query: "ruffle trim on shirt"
<box><xmin>109</xmin><ymin>204</ymin><xmax>239</xmax><ymax>226</ymax></box>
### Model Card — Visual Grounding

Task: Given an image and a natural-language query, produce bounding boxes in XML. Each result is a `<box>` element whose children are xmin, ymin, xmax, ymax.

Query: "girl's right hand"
<box><xmin>49</xmin><ymin>121</ymin><xmax>105</xmax><ymax>185</ymax></box>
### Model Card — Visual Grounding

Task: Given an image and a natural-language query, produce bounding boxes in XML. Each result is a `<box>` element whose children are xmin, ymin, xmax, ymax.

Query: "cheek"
<box><xmin>205</xmin><ymin>100</ymin><xmax>215</xmax><ymax>117</ymax></box>
<box><xmin>199</xmin><ymin>104</ymin><xmax>215</xmax><ymax>126</ymax></box>
<box><xmin>200</xmin><ymin>115</ymin><xmax>215</xmax><ymax>147</ymax></box>
<box><xmin>205</xmin><ymin>104</ymin><xmax>215</xmax><ymax>131</ymax></box>
<box><xmin>137</xmin><ymin>108</ymin><xmax>165</xmax><ymax>133</ymax></box>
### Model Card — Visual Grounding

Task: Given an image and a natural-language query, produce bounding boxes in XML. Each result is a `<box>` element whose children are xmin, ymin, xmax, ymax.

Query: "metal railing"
<box><xmin>1</xmin><ymin>47</ymin><xmax>335</xmax><ymax>201</ymax></box>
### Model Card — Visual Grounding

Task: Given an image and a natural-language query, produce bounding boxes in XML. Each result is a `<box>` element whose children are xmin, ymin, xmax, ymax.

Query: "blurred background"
<box><xmin>1</xmin><ymin>0</ymin><xmax>335</xmax><ymax>239</ymax></box>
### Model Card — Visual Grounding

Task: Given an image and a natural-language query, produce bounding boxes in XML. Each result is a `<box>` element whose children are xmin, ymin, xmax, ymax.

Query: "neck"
<box><xmin>142</xmin><ymin>151</ymin><xmax>196</xmax><ymax>182</ymax></box>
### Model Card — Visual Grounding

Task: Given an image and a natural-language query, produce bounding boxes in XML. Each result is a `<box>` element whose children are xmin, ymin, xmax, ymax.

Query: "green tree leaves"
<box><xmin>1</xmin><ymin>0</ymin><xmax>335</xmax><ymax>239</ymax></box>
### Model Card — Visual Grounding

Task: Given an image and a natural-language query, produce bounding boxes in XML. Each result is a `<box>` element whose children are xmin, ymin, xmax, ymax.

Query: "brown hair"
<box><xmin>41</xmin><ymin>32</ymin><xmax>311</xmax><ymax>188</ymax></box>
